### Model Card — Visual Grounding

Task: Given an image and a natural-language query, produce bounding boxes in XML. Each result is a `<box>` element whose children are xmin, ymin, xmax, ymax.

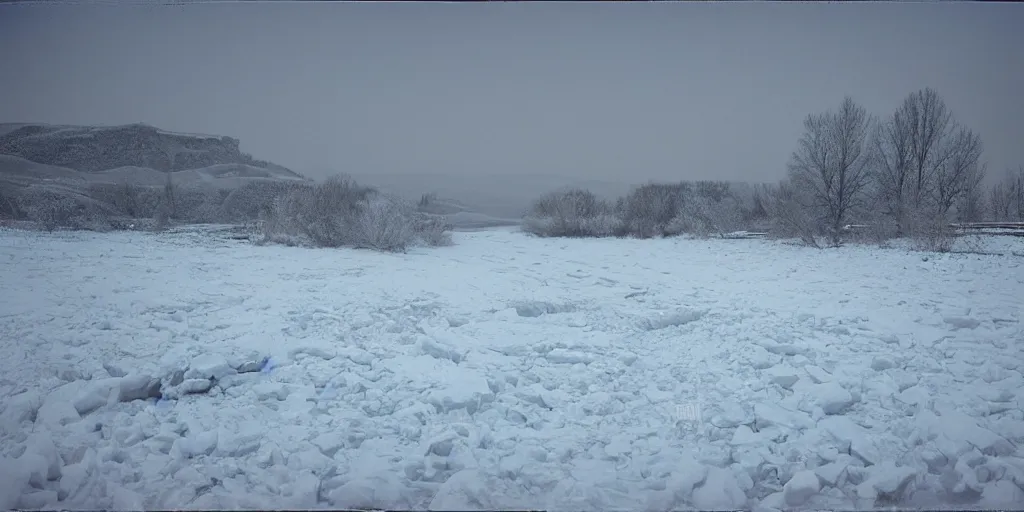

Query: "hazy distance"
<box><xmin>1</xmin><ymin>1</ymin><xmax>1021</xmax><ymax>215</ymax></box>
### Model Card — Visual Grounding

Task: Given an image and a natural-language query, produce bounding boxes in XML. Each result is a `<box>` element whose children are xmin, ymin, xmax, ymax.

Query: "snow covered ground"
<box><xmin>1</xmin><ymin>226</ymin><xmax>1023</xmax><ymax>510</ymax></box>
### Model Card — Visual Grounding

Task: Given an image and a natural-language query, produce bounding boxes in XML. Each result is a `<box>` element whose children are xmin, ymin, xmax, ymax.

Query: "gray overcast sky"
<box><xmin>0</xmin><ymin>1</ymin><xmax>1021</xmax><ymax>184</ymax></box>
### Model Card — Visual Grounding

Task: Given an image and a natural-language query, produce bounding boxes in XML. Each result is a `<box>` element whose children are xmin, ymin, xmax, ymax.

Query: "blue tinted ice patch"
<box><xmin>153</xmin><ymin>396</ymin><xmax>172</xmax><ymax>411</ymax></box>
<box><xmin>261</xmin><ymin>357</ymin><xmax>276</xmax><ymax>374</ymax></box>
<box><xmin>316</xmin><ymin>373</ymin><xmax>347</xmax><ymax>402</ymax></box>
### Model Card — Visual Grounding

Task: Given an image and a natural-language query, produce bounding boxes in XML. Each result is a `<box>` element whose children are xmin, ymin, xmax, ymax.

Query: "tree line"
<box><xmin>524</xmin><ymin>88</ymin><xmax>1024</xmax><ymax>250</ymax></box>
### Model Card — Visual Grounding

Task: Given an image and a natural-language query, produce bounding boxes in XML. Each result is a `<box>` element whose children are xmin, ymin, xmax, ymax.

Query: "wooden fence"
<box><xmin>950</xmin><ymin>222</ymin><xmax>1024</xmax><ymax>237</ymax></box>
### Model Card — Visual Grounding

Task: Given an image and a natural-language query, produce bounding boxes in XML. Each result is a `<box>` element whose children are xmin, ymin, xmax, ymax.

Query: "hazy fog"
<box><xmin>1</xmin><ymin>2</ymin><xmax>1022</xmax><ymax>191</ymax></box>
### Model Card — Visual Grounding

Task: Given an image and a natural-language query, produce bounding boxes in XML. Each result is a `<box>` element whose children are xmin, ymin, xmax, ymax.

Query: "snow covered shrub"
<box><xmin>619</xmin><ymin>183</ymin><xmax>687</xmax><ymax>238</ymax></box>
<box><xmin>152</xmin><ymin>201</ymin><xmax>172</xmax><ymax>231</ymax></box>
<box><xmin>222</xmin><ymin>180</ymin><xmax>308</xmax><ymax>222</ymax></box>
<box><xmin>522</xmin><ymin>188</ymin><xmax>616</xmax><ymax>238</ymax></box>
<box><xmin>581</xmin><ymin>213</ymin><xmax>624</xmax><ymax>238</ymax></box>
<box><xmin>741</xmin><ymin>183</ymin><xmax>772</xmax><ymax>228</ymax></box>
<box><xmin>0</xmin><ymin>184</ymin><xmax>21</xmax><ymax>220</ymax></box>
<box><xmin>174</xmin><ymin>185</ymin><xmax>228</xmax><ymax>224</ymax></box>
<box><xmin>677</xmin><ymin>194</ymin><xmax>745</xmax><ymax>239</ymax></box>
<box><xmin>17</xmin><ymin>188</ymin><xmax>77</xmax><ymax>231</ymax></box>
<box><xmin>853</xmin><ymin>221</ymin><xmax>898</xmax><ymax>247</ymax></box>
<box><xmin>88</xmin><ymin>182</ymin><xmax>144</xmax><ymax>218</ymax></box>
<box><xmin>764</xmin><ymin>180</ymin><xmax>822</xmax><ymax>248</ymax></box>
<box><xmin>16</xmin><ymin>186</ymin><xmax>117</xmax><ymax>232</ymax></box>
<box><xmin>253</xmin><ymin>176</ymin><xmax>366</xmax><ymax>247</ymax></box>
<box><xmin>255</xmin><ymin>176</ymin><xmax>427</xmax><ymax>253</ymax></box>
<box><xmin>521</xmin><ymin>215</ymin><xmax>556</xmax><ymax>237</ymax></box>
<box><xmin>299</xmin><ymin>176</ymin><xmax>374</xmax><ymax>247</ymax></box>
<box><xmin>840</xmin><ymin>205</ymin><xmax>899</xmax><ymax>247</ymax></box>
<box><xmin>266</xmin><ymin>186</ymin><xmax>342</xmax><ymax>246</ymax></box>
<box><xmin>906</xmin><ymin>211</ymin><xmax>957</xmax><ymax>253</ymax></box>
<box><xmin>86</xmin><ymin>182</ymin><xmax>170</xmax><ymax>228</ymax></box>
<box><xmin>133</xmin><ymin>187</ymin><xmax>164</xmax><ymax>219</ymax></box>
<box><xmin>252</xmin><ymin>194</ymin><xmax>301</xmax><ymax>245</ymax></box>
<box><xmin>351</xmin><ymin>194</ymin><xmax>416</xmax><ymax>252</ymax></box>
<box><xmin>413</xmin><ymin>212</ymin><xmax>454</xmax><ymax>247</ymax></box>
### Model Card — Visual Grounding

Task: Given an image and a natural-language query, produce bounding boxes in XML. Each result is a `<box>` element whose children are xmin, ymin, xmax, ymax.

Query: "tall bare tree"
<box><xmin>765</xmin><ymin>180</ymin><xmax>821</xmax><ymax>248</ymax></box>
<box><xmin>1012</xmin><ymin>166</ymin><xmax>1024</xmax><ymax>222</ymax></box>
<box><xmin>991</xmin><ymin>166</ymin><xmax>1024</xmax><ymax>221</ymax></box>
<box><xmin>162</xmin><ymin>172</ymin><xmax>177</xmax><ymax>219</ymax></box>
<box><xmin>904</xmin><ymin>88</ymin><xmax>954</xmax><ymax>210</ymax></box>
<box><xmin>990</xmin><ymin>181</ymin><xmax>1011</xmax><ymax>221</ymax></box>
<box><xmin>871</xmin><ymin>104</ymin><xmax>914</xmax><ymax>233</ymax></box>
<box><xmin>956</xmin><ymin>167</ymin><xmax>987</xmax><ymax>223</ymax></box>
<box><xmin>788</xmin><ymin>96</ymin><xmax>873</xmax><ymax>245</ymax></box>
<box><xmin>873</xmin><ymin>87</ymin><xmax>989</xmax><ymax>232</ymax></box>
<box><xmin>932</xmin><ymin>127</ymin><xmax>984</xmax><ymax>219</ymax></box>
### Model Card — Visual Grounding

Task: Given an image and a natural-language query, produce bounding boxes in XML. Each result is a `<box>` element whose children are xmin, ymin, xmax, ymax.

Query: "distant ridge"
<box><xmin>0</xmin><ymin>122</ymin><xmax>305</xmax><ymax>179</ymax></box>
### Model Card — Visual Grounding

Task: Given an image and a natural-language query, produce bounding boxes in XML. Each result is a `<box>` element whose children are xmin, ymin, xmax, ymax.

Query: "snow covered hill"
<box><xmin>0</xmin><ymin>154</ymin><xmax>307</xmax><ymax>191</ymax></box>
<box><xmin>0</xmin><ymin>124</ymin><xmax>310</xmax><ymax>221</ymax></box>
<box><xmin>0</xmin><ymin>123</ymin><xmax>303</xmax><ymax>179</ymax></box>
<box><xmin>1</xmin><ymin>227</ymin><xmax>1022</xmax><ymax>510</ymax></box>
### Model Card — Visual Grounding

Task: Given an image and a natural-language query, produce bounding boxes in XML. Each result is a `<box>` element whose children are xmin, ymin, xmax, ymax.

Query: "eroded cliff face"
<box><xmin>0</xmin><ymin>123</ymin><xmax>291</xmax><ymax>175</ymax></box>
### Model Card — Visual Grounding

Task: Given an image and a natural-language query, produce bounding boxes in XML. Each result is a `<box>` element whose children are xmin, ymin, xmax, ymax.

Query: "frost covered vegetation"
<box><xmin>252</xmin><ymin>176</ymin><xmax>454</xmax><ymax>252</ymax></box>
<box><xmin>0</xmin><ymin>173</ymin><xmax>453</xmax><ymax>253</ymax></box>
<box><xmin>522</xmin><ymin>182</ymin><xmax>757</xmax><ymax>240</ymax></box>
<box><xmin>0</xmin><ymin>123</ymin><xmax>453</xmax><ymax>253</ymax></box>
<box><xmin>522</xmin><ymin>88</ymin><xmax>1024</xmax><ymax>250</ymax></box>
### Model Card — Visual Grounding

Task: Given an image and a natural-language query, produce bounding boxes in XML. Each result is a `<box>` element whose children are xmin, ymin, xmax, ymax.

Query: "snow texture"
<box><xmin>1</xmin><ymin>225</ymin><xmax>1023</xmax><ymax>510</ymax></box>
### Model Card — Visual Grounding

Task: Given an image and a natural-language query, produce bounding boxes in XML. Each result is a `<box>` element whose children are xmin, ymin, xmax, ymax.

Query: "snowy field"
<box><xmin>1</xmin><ymin>226</ymin><xmax>1023</xmax><ymax>510</ymax></box>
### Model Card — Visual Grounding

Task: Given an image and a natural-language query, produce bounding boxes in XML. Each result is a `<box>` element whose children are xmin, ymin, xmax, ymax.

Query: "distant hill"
<box><xmin>0</xmin><ymin>122</ymin><xmax>315</xmax><ymax>228</ymax></box>
<box><xmin>0</xmin><ymin>122</ymin><xmax>305</xmax><ymax>180</ymax></box>
<box><xmin>0</xmin><ymin>123</ymin><xmax>309</xmax><ymax>195</ymax></box>
<box><xmin>0</xmin><ymin>154</ymin><xmax>307</xmax><ymax>192</ymax></box>
<box><xmin>92</xmin><ymin>163</ymin><xmax>308</xmax><ymax>189</ymax></box>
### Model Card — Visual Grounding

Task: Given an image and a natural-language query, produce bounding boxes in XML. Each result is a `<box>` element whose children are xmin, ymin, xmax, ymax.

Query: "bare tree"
<box><xmin>620</xmin><ymin>183</ymin><xmax>688</xmax><ymax>238</ymax></box>
<box><xmin>522</xmin><ymin>188</ymin><xmax>618</xmax><ymax>238</ymax></box>
<box><xmin>747</xmin><ymin>183</ymin><xmax>772</xmax><ymax>225</ymax></box>
<box><xmin>0</xmin><ymin>184</ymin><xmax>21</xmax><ymax>220</ymax></box>
<box><xmin>904</xmin><ymin>88</ymin><xmax>954</xmax><ymax>210</ymax></box>
<box><xmin>932</xmin><ymin>127</ymin><xmax>984</xmax><ymax>219</ymax></box>
<box><xmin>990</xmin><ymin>181</ymin><xmax>1011</xmax><ymax>221</ymax></box>
<box><xmin>990</xmin><ymin>167</ymin><xmax>1024</xmax><ymax>222</ymax></box>
<box><xmin>871</xmin><ymin>104</ymin><xmax>914</xmax><ymax>233</ymax></box>
<box><xmin>787</xmin><ymin>96</ymin><xmax>874</xmax><ymax>246</ymax></box>
<box><xmin>956</xmin><ymin>169</ymin><xmax>987</xmax><ymax>223</ymax></box>
<box><xmin>157</xmin><ymin>172</ymin><xmax>177</xmax><ymax>223</ymax></box>
<box><xmin>679</xmin><ymin>194</ymin><xmax>745</xmax><ymax>238</ymax></box>
<box><xmin>1012</xmin><ymin>167</ymin><xmax>1024</xmax><ymax>222</ymax></box>
<box><xmin>871</xmin><ymin>88</ymin><xmax>989</xmax><ymax>239</ymax></box>
<box><xmin>120</xmin><ymin>181</ymin><xmax>140</xmax><ymax>218</ymax></box>
<box><xmin>765</xmin><ymin>180</ymin><xmax>821</xmax><ymax>248</ymax></box>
